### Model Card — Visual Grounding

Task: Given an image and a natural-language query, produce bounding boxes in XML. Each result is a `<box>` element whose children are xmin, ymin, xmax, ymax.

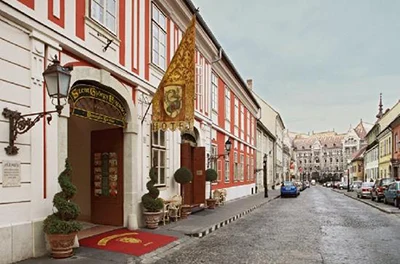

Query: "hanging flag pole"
<box><xmin>141</xmin><ymin>8</ymin><xmax>199</xmax><ymax>125</ymax></box>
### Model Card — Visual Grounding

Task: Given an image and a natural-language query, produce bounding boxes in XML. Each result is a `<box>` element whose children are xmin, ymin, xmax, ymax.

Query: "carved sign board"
<box><xmin>2</xmin><ymin>160</ymin><xmax>21</xmax><ymax>187</ymax></box>
<box><xmin>69</xmin><ymin>84</ymin><xmax>127</xmax><ymax>128</ymax></box>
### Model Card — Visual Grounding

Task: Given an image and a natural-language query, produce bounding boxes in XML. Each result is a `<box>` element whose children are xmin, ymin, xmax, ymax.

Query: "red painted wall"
<box><xmin>75</xmin><ymin>0</ymin><xmax>85</xmax><ymax>40</ymax></box>
<box><xmin>119</xmin><ymin>0</ymin><xmax>126</xmax><ymax>66</ymax></box>
<box><xmin>48</xmin><ymin>0</ymin><xmax>65</xmax><ymax>28</ymax></box>
<box><xmin>18</xmin><ymin>0</ymin><xmax>34</xmax><ymax>9</ymax></box>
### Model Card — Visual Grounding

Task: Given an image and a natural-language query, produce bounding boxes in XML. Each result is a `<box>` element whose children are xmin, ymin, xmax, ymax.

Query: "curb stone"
<box><xmin>189</xmin><ymin>194</ymin><xmax>281</xmax><ymax>238</ymax></box>
<box><xmin>332</xmin><ymin>189</ymin><xmax>400</xmax><ymax>214</ymax></box>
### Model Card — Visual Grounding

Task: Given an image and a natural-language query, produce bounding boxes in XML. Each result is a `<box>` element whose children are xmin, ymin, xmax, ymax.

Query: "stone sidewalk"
<box><xmin>332</xmin><ymin>188</ymin><xmax>400</xmax><ymax>214</ymax></box>
<box><xmin>18</xmin><ymin>190</ymin><xmax>281</xmax><ymax>264</ymax></box>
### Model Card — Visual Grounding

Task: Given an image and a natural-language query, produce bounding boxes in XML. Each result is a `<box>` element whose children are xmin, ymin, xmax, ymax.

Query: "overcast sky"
<box><xmin>193</xmin><ymin>0</ymin><xmax>400</xmax><ymax>134</ymax></box>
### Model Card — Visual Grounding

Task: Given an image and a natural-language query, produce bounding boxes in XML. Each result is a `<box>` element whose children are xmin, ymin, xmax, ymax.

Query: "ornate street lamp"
<box><xmin>2</xmin><ymin>56</ymin><xmax>73</xmax><ymax>155</ymax></box>
<box><xmin>207</xmin><ymin>138</ymin><xmax>232</xmax><ymax>168</ymax></box>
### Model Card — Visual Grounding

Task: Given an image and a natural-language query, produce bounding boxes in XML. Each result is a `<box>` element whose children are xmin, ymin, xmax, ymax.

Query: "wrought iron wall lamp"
<box><xmin>2</xmin><ymin>56</ymin><xmax>73</xmax><ymax>155</ymax></box>
<box><xmin>207</xmin><ymin>138</ymin><xmax>232</xmax><ymax>168</ymax></box>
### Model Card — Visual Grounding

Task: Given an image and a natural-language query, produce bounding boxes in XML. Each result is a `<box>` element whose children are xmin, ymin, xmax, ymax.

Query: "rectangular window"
<box><xmin>225</xmin><ymin>87</ymin><xmax>231</xmax><ymax>121</ymax></box>
<box><xmin>210</xmin><ymin>145</ymin><xmax>217</xmax><ymax>170</ymax></box>
<box><xmin>196</xmin><ymin>64</ymin><xmax>203</xmax><ymax>111</ymax></box>
<box><xmin>396</xmin><ymin>133</ymin><xmax>399</xmax><ymax>152</ymax></box>
<box><xmin>234</xmin><ymin>151</ymin><xmax>238</xmax><ymax>181</ymax></box>
<box><xmin>247</xmin><ymin>156</ymin><xmax>250</xmax><ymax>181</ymax></box>
<box><xmin>217</xmin><ymin>160</ymin><xmax>222</xmax><ymax>182</ymax></box>
<box><xmin>224</xmin><ymin>160</ymin><xmax>230</xmax><ymax>182</ymax></box>
<box><xmin>151</xmin><ymin>4</ymin><xmax>167</xmax><ymax>69</ymax></box>
<box><xmin>91</xmin><ymin>0</ymin><xmax>117</xmax><ymax>33</ymax></box>
<box><xmin>234</xmin><ymin>98</ymin><xmax>239</xmax><ymax>128</ymax></box>
<box><xmin>240</xmin><ymin>154</ymin><xmax>244</xmax><ymax>181</ymax></box>
<box><xmin>240</xmin><ymin>104</ymin><xmax>245</xmax><ymax>137</ymax></box>
<box><xmin>152</xmin><ymin>129</ymin><xmax>166</xmax><ymax>186</ymax></box>
<box><xmin>211</xmin><ymin>72</ymin><xmax>218</xmax><ymax>112</ymax></box>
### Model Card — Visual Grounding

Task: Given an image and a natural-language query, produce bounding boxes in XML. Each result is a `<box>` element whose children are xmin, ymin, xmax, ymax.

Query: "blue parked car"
<box><xmin>383</xmin><ymin>181</ymin><xmax>400</xmax><ymax>207</ymax></box>
<box><xmin>281</xmin><ymin>181</ymin><xmax>299</xmax><ymax>198</ymax></box>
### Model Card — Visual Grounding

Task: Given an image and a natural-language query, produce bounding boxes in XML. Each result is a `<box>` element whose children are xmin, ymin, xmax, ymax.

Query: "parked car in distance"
<box><xmin>383</xmin><ymin>181</ymin><xmax>400</xmax><ymax>207</ymax></box>
<box><xmin>350</xmin><ymin>181</ymin><xmax>362</xmax><ymax>192</ymax></box>
<box><xmin>281</xmin><ymin>181</ymin><xmax>299</xmax><ymax>197</ymax></box>
<box><xmin>311</xmin><ymin>179</ymin><xmax>316</xmax><ymax>186</ymax></box>
<box><xmin>356</xmin><ymin>182</ymin><xmax>374</xmax><ymax>198</ymax></box>
<box><xmin>371</xmin><ymin>178</ymin><xmax>395</xmax><ymax>202</ymax></box>
<box><xmin>339</xmin><ymin>182</ymin><xmax>349</xmax><ymax>190</ymax></box>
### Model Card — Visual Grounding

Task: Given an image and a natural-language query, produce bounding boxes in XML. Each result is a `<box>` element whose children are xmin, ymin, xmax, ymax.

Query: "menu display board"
<box><xmin>93</xmin><ymin>152</ymin><xmax>118</xmax><ymax>197</ymax></box>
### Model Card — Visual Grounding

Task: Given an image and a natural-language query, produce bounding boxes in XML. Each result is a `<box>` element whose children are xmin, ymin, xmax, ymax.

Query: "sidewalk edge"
<box><xmin>188</xmin><ymin>194</ymin><xmax>281</xmax><ymax>238</ymax></box>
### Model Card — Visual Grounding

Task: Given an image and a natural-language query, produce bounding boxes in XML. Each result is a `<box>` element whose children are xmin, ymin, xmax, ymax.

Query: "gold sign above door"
<box><xmin>69</xmin><ymin>84</ymin><xmax>127</xmax><ymax>128</ymax></box>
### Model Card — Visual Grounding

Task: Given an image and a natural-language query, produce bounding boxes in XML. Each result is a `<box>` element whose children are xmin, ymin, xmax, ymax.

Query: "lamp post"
<box><xmin>207</xmin><ymin>138</ymin><xmax>232</xmax><ymax>168</ymax></box>
<box><xmin>263</xmin><ymin>153</ymin><xmax>268</xmax><ymax>198</ymax></box>
<box><xmin>2</xmin><ymin>56</ymin><xmax>72</xmax><ymax>155</ymax></box>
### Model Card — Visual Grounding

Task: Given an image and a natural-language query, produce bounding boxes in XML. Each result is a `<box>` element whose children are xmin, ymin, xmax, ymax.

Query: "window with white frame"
<box><xmin>217</xmin><ymin>160</ymin><xmax>222</xmax><ymax>182</ymax></box>
<box><xmin>240</xmin><ymin>104</ymin><xmax>244</xmax><ymax>138</ymax></box>
<box><xmin>234</xmin><ymin>151</ymin><xmax>238</xmax><ymax>181</ymax></box>
<box><xmin>91</xmin><ymin>0</ymin><xmax>117</xmax><ymax>33</ymax></box>
<box><xmin>247</xmin><ymin>156</ymin><xmax>250</xmax><ymax>181</ymax></box>
<box><xmin>210</xmin><ymin>145</ymin><xmax>217</xmax><ymax>170</ymax></box>
<box><xmin>240</xmin><ymin>154</ymin><xmax>244</xmax><ymax>181</ymax></box>
<box><xmin>152</xmin><ymin>129</ymin><xmax>166</xmax><ymax>186</ymax></box>
<box><xmin>225</xmin><ymin>86</ymin><xmax>231</xmax><ymax>121</ymax></box>
<box><xmin>196</xmin><ymin>64</ymin><xmax>203</xmax><ymax>111</ymax></box>
<box><xmin>151</xmin><ymin>4</ymin><xmax>167</xmax><ymax>70</ymax></box>
<box><xmin>247</xmin><ymin>111</ymin><xmax>250</xmax><ymax>141</ymax></box>
<box><xmin>224</xmin><ymin>159</ymin><xmax>230</xmax><ymax>182</ymax></box>
<box><xmin>250</xmin><ymin>157</ymin><xmax>254</xmax><ymax>180</ymax></box>
<box><xmin>234</xmin><ymin>98</ymin><xmax>239</xmax><ymax>128</ymax></box>
<box><xmin>211</xmin><ymin>72</ymin><xmax>218</xmax><ymax>112</ymax></box>
<box><xmin>396</xmin><ymin>133</ymin><xmax>399</xmax><ymax>152</ymax></box>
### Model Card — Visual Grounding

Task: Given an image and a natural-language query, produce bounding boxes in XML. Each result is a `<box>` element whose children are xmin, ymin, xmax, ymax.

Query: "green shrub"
<box><xmin>205</xmin><ymin>168</ymin><xmax>218</xmax><ymax>199</ymax></box>
<box><xmin>173</xmin><ymin>167</ymin><xmax>193</xmax><ymax>184</ymax></box>
<box><xmin>141</xmin><ymin>167</ymin><xmax>163</xmax><ymax>212</ymax></box>
<box><xmin>205</xmin><ymin>168</ymin><xmax>218</xmax><ymax>182</ymax></box>
<box><xmin>43</xmin><ymin>159</ymin><xmax>82</xmax><ymax>234</ymax></box>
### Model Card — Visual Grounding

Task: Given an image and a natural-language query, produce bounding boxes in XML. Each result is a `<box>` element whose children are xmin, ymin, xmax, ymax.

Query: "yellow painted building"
<box><xmin>378</xmin><ymin>128</ymin><xmax>392</xmax><ymax>178</ymax></box>
<box><xmin>350</xmin><ymin>147</ymin><xmax>366</xmax><ymax>181</ymax></box>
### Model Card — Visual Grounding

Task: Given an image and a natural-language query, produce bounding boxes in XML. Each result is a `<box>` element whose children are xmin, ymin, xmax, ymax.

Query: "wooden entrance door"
<box><xmin>180</xmin><ymin>143</ymin><xmax>206</xmax><ymax>206</ymax></box>
<box><xmin>91</xmin><ymin>128</ymin><xmax>123</xmax><ymax>226</ymax></box>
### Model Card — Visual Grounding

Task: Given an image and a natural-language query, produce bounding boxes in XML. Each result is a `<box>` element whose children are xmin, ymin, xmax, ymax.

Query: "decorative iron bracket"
<box><xmin>2</xmin><ymin>108</ymin><xmax>58</xmax><ymax>155</ymax></box>
<box><xmin>207</xmin><ymin>153</ymin><xmax>227</xmax><ymax>168</ymax></box>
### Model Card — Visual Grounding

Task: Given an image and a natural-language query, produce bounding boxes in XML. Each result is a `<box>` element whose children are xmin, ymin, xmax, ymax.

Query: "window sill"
<box><xmin>149</xmin><ymin>62</ymin><xmax>166</xmax><ymax>75</ymax></box>
<box><xmin>85</xmin><ymin>16</ymin><xmax>120</xmax><ymax>45</ymax></box>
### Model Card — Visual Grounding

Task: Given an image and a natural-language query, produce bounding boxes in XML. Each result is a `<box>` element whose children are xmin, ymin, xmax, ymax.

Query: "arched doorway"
<box><xmin>68</xmin><ymin>80</ymin><xmax>128</xmax><ymax>226</ymax></box>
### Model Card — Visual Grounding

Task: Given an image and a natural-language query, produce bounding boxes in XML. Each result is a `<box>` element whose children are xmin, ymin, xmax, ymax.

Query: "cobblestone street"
<box><xmin>155</xmin><ymin>186</ymin><xmax>400</xmax><ymax>264</ymax></box>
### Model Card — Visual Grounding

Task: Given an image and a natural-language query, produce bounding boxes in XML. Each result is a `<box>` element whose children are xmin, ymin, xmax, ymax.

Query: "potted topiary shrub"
<box><xmin>205</xmin><ymin>168</ymin><xmax>218</xmax><ymax>209</ymax></box>
<box><xmin>173</xmin><ymin>167</ymin><xmax>193</xmax><ymax>219</ymax></box>
<box><xmin>43</xmin><ymin>159</ymin><xmax>82</xmax><ymax>259</ymax></box>
<box><xmin>141</xmin><ymin>167</ymin><xmax>164</xmax><ymax>229</ymax></box>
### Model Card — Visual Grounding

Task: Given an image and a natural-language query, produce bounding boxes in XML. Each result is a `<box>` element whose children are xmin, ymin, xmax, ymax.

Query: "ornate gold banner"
<box><xmin>151</xmin><ymin>15</ymin><xmax>196</xmax><ymax>132</ymax></box>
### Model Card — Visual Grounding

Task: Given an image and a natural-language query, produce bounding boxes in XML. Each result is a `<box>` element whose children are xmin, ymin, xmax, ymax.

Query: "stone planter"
<box><xmin>46</xmin><ymin>232</ymin><xmax>77</xmax><ymax>259</ymax></box>
<box><xmin>143</xmin><ymin>211</ymin><xmax>162</xmax><ymax>229</ymax></box>
<box><xmin>180</xmin><ymin>205</ymin><xmax>192</xmax><ymax>219</ymax></box>
<box><xmin>206</xmin><ymin>198</ymin><xmax>217</xmax><ymax>209</ymax></box>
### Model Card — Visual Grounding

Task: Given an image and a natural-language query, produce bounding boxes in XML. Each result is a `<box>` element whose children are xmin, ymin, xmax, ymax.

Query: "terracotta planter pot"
<box><xmin>206</xmin><ymin>198</ymin><xmax>217</xmax><ymax>209</ymax></box>
<box><xmin>143</xmin><ymin>211</ymin><xmax>162</xmax><ymax>229</ymax></box>
<box><xmin>180</xmin><ymin>205</ymin><xmax>192</xmax><ymax>219</ymax></box>
<box><xmin>46</xmin><ymin>232</ymin><xmax>77</xmax><ymax>259</ymax></box>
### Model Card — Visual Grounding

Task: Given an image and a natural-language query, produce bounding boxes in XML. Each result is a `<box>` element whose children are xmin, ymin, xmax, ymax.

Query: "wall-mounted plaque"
<box><xmin>2</xmin><ymin>160</ymin><xmax>21</xmax><ymax>187</ymax></box>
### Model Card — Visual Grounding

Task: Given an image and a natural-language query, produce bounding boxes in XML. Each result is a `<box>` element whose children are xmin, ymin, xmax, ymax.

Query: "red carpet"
<box><xmin>79</xmin><ymin>228</ymin><xmax>178</xmax><ymax>256</ymax></box>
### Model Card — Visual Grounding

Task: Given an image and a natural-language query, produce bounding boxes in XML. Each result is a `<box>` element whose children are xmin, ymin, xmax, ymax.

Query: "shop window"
<box><xmin>234</xmin><ymin>151</ymin><xmax>238</xmax><ymax>181</ymax></box>
<box><xmin>151</xmin><ymin>3</ymin><xmax>167</xmax><ymax>70</ymax></box>
<box><xmin>91</xmin><ymin>0</ymin><xmax>117</xmax><ymax>33</ymax></box>
<box><xmin>152</xmin><ymin>129</ymin><xmax>166</xmax><ymax>186</ymax></box>
<box><xmin>240</xmin><ymin>154</ymin><xmax>244</xmax><ymax>181</ymax></box>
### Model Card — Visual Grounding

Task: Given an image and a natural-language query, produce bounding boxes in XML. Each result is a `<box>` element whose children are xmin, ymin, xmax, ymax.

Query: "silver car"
<box><xmin>357</xmin><ymin>182</ymin><xmax>375</xmax><ymax>198</ymax></box>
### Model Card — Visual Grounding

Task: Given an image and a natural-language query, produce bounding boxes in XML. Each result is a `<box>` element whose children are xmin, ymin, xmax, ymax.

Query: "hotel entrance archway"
<box><xmin>68</xmin><ymin>80</ymin><xmax>127</xmax><ymax>226</ymax></box>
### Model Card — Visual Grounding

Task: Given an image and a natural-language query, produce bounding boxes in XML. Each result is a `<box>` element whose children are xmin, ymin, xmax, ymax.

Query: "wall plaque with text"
<box><xmin>2</xmin><ymin>160</ymin><xmax>21</xmax><ymax>187</ymax></box>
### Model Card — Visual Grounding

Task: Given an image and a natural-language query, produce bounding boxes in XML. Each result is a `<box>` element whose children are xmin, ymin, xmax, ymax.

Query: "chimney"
<box><xmin>246</xmin><ymin>79</ymin><xmax>253</xmax><ymax>90</ymax></box>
